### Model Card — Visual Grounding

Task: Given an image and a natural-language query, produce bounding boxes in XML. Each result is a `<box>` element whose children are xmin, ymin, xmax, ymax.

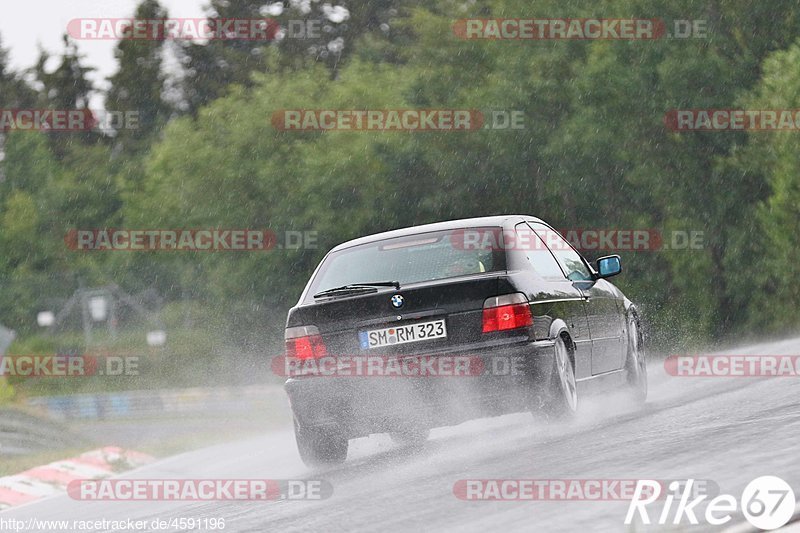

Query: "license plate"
<box><xmin>359</xmin><ymin>319</ymin><xmax>447</xmax><ymax>349</ymax></box>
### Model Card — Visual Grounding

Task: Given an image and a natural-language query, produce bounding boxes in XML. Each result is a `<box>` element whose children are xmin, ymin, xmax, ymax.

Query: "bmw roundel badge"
<box><xmin>390</xmin><ymin>294</ymin><xmax>404</xmax><ymax>309</ymax></box>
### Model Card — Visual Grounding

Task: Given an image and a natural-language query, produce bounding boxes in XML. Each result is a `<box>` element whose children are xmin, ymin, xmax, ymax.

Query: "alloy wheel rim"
<box><xmin>556</xmin><ymin>340</ymin><xmax>577</xmax><ymax>411</ymax></box>
<box><xmin>628</xmin><ymin>318</ymin><xmax>647</xmax><ymax>393</ymax></box>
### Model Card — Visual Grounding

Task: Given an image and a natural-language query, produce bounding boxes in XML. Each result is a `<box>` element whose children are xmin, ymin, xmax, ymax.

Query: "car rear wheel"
<box><xmin>541</xmin><ymin>335</ymin><xmax>578</xmax><ymax>419</ymax></box>
<box><xmin>294</xmin><ymin>419</ymin><xmax>348</xmax><ymax>467</ymax></box>
<box><xmin>625</xmin><ymin>313</ymin><xmax>647</xmax><ymax>404</ymax></box>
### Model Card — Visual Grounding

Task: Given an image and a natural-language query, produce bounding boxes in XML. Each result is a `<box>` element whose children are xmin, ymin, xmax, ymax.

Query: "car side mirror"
<box><xmin>596</xmin><ymin>255</ymin><xmax>622</xmax><ymax>278</ymax></box>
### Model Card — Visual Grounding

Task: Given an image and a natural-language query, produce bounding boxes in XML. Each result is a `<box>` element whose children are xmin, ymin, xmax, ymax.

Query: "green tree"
<box><xmin>178</xmin><ymin>0</ymin><xmax>273</xmax><ymax>114</ymax></box>
<box><xmin>1</xmin><ymin>33</ymin><xmax>37</xmax><ymax>184</ymax></box>
<box><xmin>106</xmin><ymin>0</ymin><xmax>173</xmax><ymax>157</ymax></box>
<box><xmin>0</xmin><ymin>34</ymin><xmax>36</xmax><ymax>109</ymax></box>
<box><xmin>0</xmin><ymin>132</ymin><xmax>67</xmax><ymax>332</ymax></box>
<box><xmin>34</xmin><ymin>36</ymin><xmax>94</xmax><ymax>111</ymax></box>
<box><xmin>728</xmin><ymin>40</ymin><xmax>800</xmax><ymax>333</ymax></box>
<box><xmin>33</xmin><ymin>35</ymin><xmax>99</xmax><ymax>157</ymax></box>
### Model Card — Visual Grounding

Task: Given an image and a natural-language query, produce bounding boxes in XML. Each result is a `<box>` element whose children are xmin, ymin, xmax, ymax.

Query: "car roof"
<box><xmin>330</xmin><ymin>215</ymin><xmax>545</xmax><ymax>252</ymax></box>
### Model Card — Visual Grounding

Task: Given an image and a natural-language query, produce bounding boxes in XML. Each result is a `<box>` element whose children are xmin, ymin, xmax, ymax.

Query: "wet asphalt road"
<box><xmin>3</xmin><ymin>337</ymin><xmax>800</xmax><ymax>532</ymax></box>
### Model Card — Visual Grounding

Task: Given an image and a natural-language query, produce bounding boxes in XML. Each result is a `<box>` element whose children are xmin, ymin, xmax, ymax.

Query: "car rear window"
<box><xmin>306</xmin><ymin>228</ymin><xmax>506</xmax><ymax>297</ymax></box>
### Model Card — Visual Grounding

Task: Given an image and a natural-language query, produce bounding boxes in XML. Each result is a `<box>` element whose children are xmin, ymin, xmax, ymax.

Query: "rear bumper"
<box><xmin>284</xmin><ymin>339</ymin><xmax>555</xmax><ymax>438</ymax></box>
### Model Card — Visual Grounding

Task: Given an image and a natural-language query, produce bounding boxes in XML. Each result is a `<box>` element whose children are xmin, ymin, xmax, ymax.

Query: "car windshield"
<box><xmin>306</xmin><ymin>228</ymin><xmax>505</xmax><ymax>298</ymax></box>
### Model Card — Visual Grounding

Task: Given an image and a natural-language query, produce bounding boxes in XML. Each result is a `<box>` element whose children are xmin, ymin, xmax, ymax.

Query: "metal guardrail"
<box><xmin>0</xmin><ymin>408</ymin><xmax>87</xmax><ymax>455</ymax></box>
<box><xmin>24</xmin><ymin>385</ymin><xmax>287</xmax><ymax>420</ymax></box>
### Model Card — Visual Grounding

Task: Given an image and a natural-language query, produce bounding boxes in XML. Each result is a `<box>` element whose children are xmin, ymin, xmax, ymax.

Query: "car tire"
<box><xmin>540</xmin><ymin>335</ymin><xmax>578</xmax><ymax>419</ymax></box>
<box><xmin>294</xmin><ymin>419</ymin><xmax>348</xmax><ymax>467</ymax></box>
<box><xmin>625</xmin><ymin>313</ymin><xmax>647</xmax><ymax>404</ymax></box>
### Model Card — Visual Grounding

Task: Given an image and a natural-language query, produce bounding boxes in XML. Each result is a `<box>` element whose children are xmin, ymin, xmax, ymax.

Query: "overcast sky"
<box><xmin>0</xmin><ymin>0</ymin><xmax>207</xmax><ymax>96</ymax></box>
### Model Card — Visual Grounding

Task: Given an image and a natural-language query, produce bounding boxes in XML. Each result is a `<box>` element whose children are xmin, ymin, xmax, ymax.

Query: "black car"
<box><xmin>283</xmin><ymin>215</ymin><xmax>646</xmax><ymax>466</ymax></box>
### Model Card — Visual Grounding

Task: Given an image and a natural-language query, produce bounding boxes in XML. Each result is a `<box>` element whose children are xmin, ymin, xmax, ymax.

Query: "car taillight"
<box><xmin>285</xmin><ymin>325</ymin><xmax>328</xmax><ymax>360</ymax></box>
<box><xmin>482</xmin><ymin>293</ymin><xmax>533</xmax><ymax>333</ymax></box>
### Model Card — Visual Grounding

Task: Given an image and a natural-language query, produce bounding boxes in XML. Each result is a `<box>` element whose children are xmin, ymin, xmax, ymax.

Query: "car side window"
<box><xmin>515</xmin><ymin>223</ymin><xmax>566</xmax><ymax>280</ymax></box>
<box><xmin>528</xmin><ymin>223</ymin><xmax>592</xmax><ymax>282</ymax></box>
